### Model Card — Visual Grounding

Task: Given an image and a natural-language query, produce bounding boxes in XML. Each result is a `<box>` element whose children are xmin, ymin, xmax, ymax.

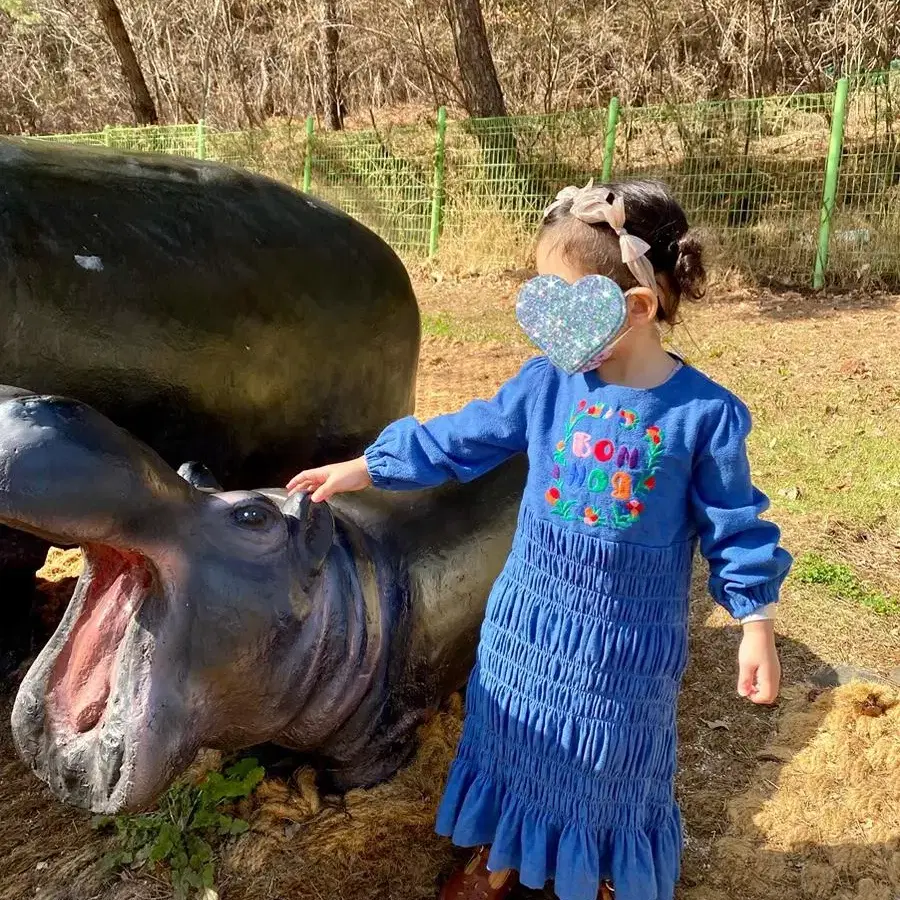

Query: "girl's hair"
<box><xmin>537</xmin><ymin>179</ymin><xmax>706</xmax><ymax>324</ymax></box>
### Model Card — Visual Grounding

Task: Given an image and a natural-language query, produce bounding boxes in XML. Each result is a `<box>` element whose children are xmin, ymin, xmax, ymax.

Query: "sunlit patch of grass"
<box><xmin>744</xmin><ymin>405</ymin><xmax>900</xmax><ymax>530</ymax></box>
<box><xmin>420</xmin><ymin>313</ymin><xmax>455</xmax><ymax>338</ymax></box>
<box><xmin>719</xmin><ymin>399</ymin><xmax>898</xmax><ymax>534</ymax></box>
<box><xmin>793</xmin><ymin>552</ymin><xmax>900</xmax><ymax>615</ymax></box>
<box><xmin>422</xmin><ymin>310</ymin><xmax>523</xmax><ymax>344</ymax></box>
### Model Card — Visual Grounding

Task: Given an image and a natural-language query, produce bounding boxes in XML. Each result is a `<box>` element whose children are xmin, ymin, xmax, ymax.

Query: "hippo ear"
<box><xmin>177</xmin><ymin>461</ymin><xmax>223</xmax><ymax>493</ymax></box>
<box><xmin>283</xmin><ymin>492</ymin><xmax>335</xmax><ymax>575</ymax></box>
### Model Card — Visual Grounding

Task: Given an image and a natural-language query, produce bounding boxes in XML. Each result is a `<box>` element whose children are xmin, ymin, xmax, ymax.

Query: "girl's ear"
<box><xmin>625</xmin><ymin>287</ymin><xmax>659</xmax><ymax>325</ymax></box>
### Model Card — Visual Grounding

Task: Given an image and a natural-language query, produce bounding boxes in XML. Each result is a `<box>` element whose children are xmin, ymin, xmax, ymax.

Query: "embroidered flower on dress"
<box><xmin>550</xmin><ymin>400</ymin><xmax>665</xmax><ymax>528</ymax></box>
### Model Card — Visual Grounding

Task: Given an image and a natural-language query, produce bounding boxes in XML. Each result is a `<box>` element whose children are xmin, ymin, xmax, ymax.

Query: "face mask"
<box><xmin>516</xmin><ymin>274</ymin><xmax>631</xmax><ymax>375</ymax></box>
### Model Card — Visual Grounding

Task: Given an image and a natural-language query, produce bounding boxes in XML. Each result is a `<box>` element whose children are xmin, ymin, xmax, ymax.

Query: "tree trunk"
<box><xmin>445</xmin><ymin>0</ymin><xmax>507</xmax><ymax>119</ymax></box>
<box><xmin>94</xmin><ymin>0</ymin><xmax>158</xmax><ymax>125</ymax></box>
<box><xmin>445</xmin><ymin>0</ymin><xmax>534</xmax><ymax>212</ymax></box>
<box><xmin>320</xmin><ymin>0</ymin><xmax>344</xmax><ymax>130</ymax></box>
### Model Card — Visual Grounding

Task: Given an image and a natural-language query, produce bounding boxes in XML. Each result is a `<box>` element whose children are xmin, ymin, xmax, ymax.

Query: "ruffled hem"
<box><xmin>436</xmin><ymin>759</ymin><xmax>682</xmax><ymax>900</ymax></box>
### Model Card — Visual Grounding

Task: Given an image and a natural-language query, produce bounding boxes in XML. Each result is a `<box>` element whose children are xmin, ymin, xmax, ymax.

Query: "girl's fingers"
<box><xmin>288</xmin><ymin>458</ymin><xmax>368</xmax><ymax>501</ymax></box>
<box><xmin>751</xmin><ymin>667</ymin><xmax>777</xmax><ymax>705</ymax></box>
<box><xmin>287</xmin><ymin>469</ymin><xmax>328</xmax><ymax>493</ymax></box>
<box><xmin>737</xmin><ymin>664</ymin><xmax>756</xmax><ymax>698</ymax></box>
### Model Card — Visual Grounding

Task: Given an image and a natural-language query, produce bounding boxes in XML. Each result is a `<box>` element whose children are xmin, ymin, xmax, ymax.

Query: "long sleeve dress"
<box><xmin>364</xmin><ymin>356</ymin><xmax>792</xmax><ymax>900</ymax></box>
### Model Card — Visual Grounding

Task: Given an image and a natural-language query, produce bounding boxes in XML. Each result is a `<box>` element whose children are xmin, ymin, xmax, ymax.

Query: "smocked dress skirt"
<box><xmin>435</xmin><ymin>508</ymin><xmax>694</xmax><ymax>900</ymax></box>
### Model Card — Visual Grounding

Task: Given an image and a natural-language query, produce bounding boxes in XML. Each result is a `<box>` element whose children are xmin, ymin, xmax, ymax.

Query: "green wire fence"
<box><xmin>27</xmin><ymin>71</ymin><xmax>900</xmax><ymax>288</ymax></box>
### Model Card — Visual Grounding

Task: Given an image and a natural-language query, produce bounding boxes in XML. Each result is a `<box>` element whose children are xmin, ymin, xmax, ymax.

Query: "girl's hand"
<box><xmin>737</xmin><ymin>621</ymin><xmax>781</xmax><ymax>705</ymax></box>
<box><xmin>286</xmin><ymin>457</ymin><xmax>372</xmax><ymax>503</ymax></box>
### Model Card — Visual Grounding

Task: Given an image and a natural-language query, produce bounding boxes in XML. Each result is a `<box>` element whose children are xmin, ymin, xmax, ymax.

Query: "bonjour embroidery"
<box><xmin>545</xmin><ymin>399</ymin><xmax>664</xmax><ymax>529</ymax></box>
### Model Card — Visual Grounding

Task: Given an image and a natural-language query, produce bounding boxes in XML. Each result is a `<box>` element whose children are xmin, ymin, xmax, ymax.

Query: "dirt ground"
<box><xmin>1</xmin><ymin>277</ymin><xmax>898</xmax><ymax>900</ymax></box>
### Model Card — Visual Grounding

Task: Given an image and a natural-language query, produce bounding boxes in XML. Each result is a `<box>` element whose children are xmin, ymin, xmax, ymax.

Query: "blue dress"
<box><xmin>364</xmin><ymin>357</ymin><xmax>791</xmax><ymax>900</ymax></box>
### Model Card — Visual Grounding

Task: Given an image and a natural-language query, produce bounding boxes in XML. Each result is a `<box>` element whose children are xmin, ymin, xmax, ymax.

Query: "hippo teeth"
<box><xmin>47</xmin><ymin>545</ymin><xmax>156</xmax><ymax>735</ymax></box>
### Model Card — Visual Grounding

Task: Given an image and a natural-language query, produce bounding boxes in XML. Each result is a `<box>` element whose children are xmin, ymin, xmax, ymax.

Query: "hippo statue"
<box><xmin>1</xmin><ymin>388</ymin><xmax>524</xmax><ymax>813</ymax></box>
<box><xmin>0</xmin><ymin>137</ymin><xmax>419</xmax><ymax>675</ymax></box>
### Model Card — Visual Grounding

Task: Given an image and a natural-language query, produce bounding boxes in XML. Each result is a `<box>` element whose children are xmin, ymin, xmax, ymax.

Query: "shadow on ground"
<box><xmin>712</xmin><ymin>284</ymin><xmax>899</xmax><ymax>322</ymax></box>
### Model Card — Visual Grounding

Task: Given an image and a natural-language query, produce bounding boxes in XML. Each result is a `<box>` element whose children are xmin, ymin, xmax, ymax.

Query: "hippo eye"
<box><xmin>232</xmin><ymin>506</ymin><xmax>273</xmax><ymax>530</ymax></box>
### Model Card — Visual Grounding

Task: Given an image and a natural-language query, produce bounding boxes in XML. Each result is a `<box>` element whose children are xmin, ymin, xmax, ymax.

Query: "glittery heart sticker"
<box><xmin>516</xmin><ymin>274</ymin><xmax>628</xmax><ymax>375</ymax></box>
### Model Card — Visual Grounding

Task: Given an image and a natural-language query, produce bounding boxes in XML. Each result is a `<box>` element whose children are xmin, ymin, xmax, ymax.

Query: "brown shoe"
<box><xmin>598</xmin><ymin>882</ymin><xmax>615</xmax><ymax>900</ymax></box>
<box><xmin>439</xmin><ymin>847</ymin><xmax>518</xmax><ymax>900</ymax></box>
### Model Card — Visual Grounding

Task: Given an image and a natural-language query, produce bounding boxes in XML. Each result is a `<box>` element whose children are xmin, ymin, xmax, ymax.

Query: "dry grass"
<box><xmin>1</xmin><ymin>278</ymin><xmax>898</xmax><ymax>900</ymax></box>
<box><xmin>683</xmin><ymin>683</ymin><xmax>900</xmax><ymax>900</ymax></box>
<box><xmin>219</xmin><ymin>698</ymin><xmax>465</xmax><ymax>900</ymax></box>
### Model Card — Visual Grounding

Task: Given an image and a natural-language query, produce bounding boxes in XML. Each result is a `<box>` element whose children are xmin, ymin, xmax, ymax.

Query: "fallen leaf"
<box><xmin>701</xmin><ymin>718</ymin><xmax>730</xmax><ymax>731</ymax></box>
<box><xmin>839</xmin><ymin>358</ymin><xmax>870</xmax><ymax>377</ymax></box>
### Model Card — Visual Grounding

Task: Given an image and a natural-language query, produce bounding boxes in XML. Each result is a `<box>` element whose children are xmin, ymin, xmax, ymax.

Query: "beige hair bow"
<box><xmin>544</xmin><ymin>180</ymin><xmax>658</xmax><ymax>296</ymax></box>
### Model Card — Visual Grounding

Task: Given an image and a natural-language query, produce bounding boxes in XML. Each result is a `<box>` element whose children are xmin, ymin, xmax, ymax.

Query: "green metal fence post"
<box><xmin>103</xmin><ymin>125</ymin><xmax>112</xmax><ymax>148</ymax></box>
<box><xmin>813</xmin><ymin>78</ymin><xmax>850</xmax><ymax>289</ymax></box>
<box><xmin>429</xmin><ymin>106</ymin><xmax>448</xmax><ymax>259</ymax></box>
<box><xmin>303</xmin><ymin>116</ymin><xmax>315</xmax><ymax>193</ymax></box>
<box><xmin>601</xmin><ymin>97</ymin><xmax>620</xmax><ymax>182</ymax></box>
<box><xmin>196</xmin><ymin>119</ymin><xmax>207</xmax><ymax>160</ymax></box>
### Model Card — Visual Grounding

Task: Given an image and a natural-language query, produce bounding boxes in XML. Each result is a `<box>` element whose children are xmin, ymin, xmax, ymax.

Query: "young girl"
<box><xmin>287</xmin><ymin>180</ymin><xmax>791</xmax><ymax>900</ymax></box>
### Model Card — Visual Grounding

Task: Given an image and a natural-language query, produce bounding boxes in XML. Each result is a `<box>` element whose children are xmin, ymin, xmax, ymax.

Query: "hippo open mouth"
<box><xmin>14</xmin><ymin>543</ymin><xmax>168</xmax><ymax>811</ymax></box>
<box><xmin>0</xmin><ymin>389</ymin><xmax>195</xmax><ymax>811</ymax></box>
<box><xmin>52</xmin><ymin>547</ymin><xmax>155</xmax><ymax>734</ymax></box>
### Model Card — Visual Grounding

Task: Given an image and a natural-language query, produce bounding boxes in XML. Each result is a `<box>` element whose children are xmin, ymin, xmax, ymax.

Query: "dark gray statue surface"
<box><xmin>1</xmin><ymin>388</ymin><xmax>523</xmax><ymax>813</ymax></box>
<box><xmin>0</xmin><ymin>137</ymin><xmax>419</xmax><ymax>674</ymax></box>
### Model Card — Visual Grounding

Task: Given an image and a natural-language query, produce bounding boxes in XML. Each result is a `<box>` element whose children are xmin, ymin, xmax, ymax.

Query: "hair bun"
<box><xmin>673</xmin><ymin>234</ymin><xmax>707</xmax><ymax>300</ymax></box>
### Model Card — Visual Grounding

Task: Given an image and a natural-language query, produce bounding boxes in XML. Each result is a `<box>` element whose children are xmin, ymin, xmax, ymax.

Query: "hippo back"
<box><xmin>0</xmin><ymin>137</ymin><xmax>420</xmax><ymax>489</ymax></box>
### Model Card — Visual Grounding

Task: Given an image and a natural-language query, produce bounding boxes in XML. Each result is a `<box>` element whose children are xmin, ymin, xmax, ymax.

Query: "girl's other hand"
<box><xmin>286</xmin><ymin>457</ymin><xmax>372</xmax><ymax>503</ymax></box>
<box><xmin>737</xmin><ymin>620</ymin><xmax>781</xmax><ymax>705</ymax></box>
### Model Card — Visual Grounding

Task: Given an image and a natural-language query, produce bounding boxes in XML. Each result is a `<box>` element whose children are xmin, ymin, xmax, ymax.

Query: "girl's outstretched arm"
<box><xmin>288</xmin><ymin>356</ymin><xmax>549</xmax><ymax>502</ymax></box>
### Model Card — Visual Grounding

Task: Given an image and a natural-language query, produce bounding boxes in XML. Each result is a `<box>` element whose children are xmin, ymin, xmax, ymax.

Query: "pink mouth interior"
<box><xmin>49</xmin><ymin>546</ymin><xmax>153</xmax><ymax>734</ymax></box>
